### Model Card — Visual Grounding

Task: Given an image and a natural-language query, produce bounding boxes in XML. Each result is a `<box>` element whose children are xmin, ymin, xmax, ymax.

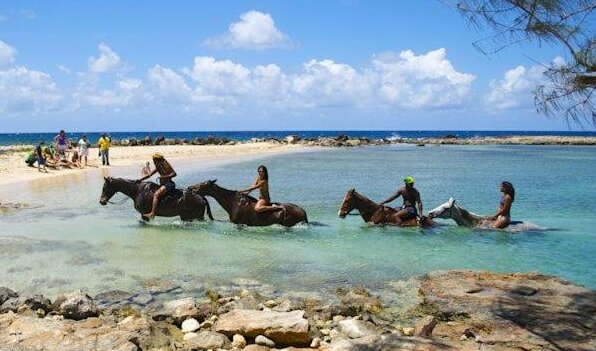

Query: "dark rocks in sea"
<box><xmin>0</xmin><ymin>270</ymin><xmax>593</xmax><ymax>350</ymax></box>
<box><xmin>95</xmin><ymin>134</ymin><xmax>596</xmax><ymax>148</ymax></box>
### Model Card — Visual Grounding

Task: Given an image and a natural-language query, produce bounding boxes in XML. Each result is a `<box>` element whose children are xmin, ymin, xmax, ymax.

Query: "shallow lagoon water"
<box><xmin>0</xmin><ymin>144</ymin><xmax>594</xmax><ymax>298</ymax></box>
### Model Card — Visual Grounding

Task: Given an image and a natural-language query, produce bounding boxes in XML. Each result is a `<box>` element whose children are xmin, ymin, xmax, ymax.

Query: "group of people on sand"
<box><xmin>137</xmin><ymin>153</ymin><xmax>515</xmax><ymax>228</ymax></box>
<box><xmin>25</xmin><ymin>131</ymin><xmax>112</xmax><ymax>172</ymax></box>
<box><xmin>380</xmin><ymin>176</ymin><xmax>515</xmax><ymax>229</ymax></box>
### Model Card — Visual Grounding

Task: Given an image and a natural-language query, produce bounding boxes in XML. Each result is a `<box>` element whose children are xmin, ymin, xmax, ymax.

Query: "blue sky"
<box><xmin>0</xmin><ymin>0</ymin><xmax>592</xmax><ymax>132</ymax></box>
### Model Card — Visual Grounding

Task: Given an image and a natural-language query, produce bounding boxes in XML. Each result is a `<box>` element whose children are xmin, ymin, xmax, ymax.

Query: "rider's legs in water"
<box><xmin>255</xmin><ymin>198</ymin><xmax>283</xmax><ymax>213</ymax></box>
<box><xmin>144</xmin><ymin>185</ymin><xmax>166</xmax><ymax>219</ymax></box>
<box><xmin>492</xmin><ymin>215</ymin><xmax>510</xmax><ymax>229</ymax></box>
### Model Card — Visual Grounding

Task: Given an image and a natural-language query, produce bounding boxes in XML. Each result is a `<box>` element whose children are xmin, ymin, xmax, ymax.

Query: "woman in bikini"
<box><xmin>239</xmin><ymin>165</ymin><xmax>283</xmax><ymax>213</ymax></box>
<box><xmin>490</xmin><ymin>181</ymin><xmax>515</xmax><ymax>229</ymax></box>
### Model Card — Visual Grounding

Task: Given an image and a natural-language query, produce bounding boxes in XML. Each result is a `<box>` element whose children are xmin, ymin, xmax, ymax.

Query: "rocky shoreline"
<box><xmin>1</xmin><ymin>270</ymin><xmax>593</xmax><ymax>351</ymax></box>
<box><xmin>1</xmin><ymin>134</ymin><xmax>596</xmax><ymax>155</ymax></box>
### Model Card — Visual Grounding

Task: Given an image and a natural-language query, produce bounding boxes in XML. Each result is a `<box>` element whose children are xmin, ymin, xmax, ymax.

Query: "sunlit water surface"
<box><xmin>1</xmin><ymin>145</ymin><xmax>594</xmax><ymax>299</ymax></box>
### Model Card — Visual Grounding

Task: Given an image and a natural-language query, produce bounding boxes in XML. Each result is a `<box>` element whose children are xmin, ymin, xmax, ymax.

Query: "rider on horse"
<box><xmin>379</xmin><ymin>176</ymin><xmax>424</xmax><ymax>225</ymax></box>
<box><xmin>137</xmin><ymin>153</ymin><xmax>177</xmax><ymax>220</ymax></box>
<box><xmin>239</xmin><ymin>165</ymin><xmax>283</xmax><ymax>213</ymax></box>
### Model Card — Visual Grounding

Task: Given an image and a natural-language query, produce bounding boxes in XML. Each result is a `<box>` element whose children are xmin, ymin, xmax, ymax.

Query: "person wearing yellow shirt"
<box><xmin>98</xmin><ymin>133</ymin><xmax>111</xmax><ymax>166</ymax></box>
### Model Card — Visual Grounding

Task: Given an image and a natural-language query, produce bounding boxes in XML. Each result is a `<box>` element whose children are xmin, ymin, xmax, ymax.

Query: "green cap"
<box><xmin>404</xmin><ymin>176</ymin><xmax>415</xmax><ymax>184</ymax></box>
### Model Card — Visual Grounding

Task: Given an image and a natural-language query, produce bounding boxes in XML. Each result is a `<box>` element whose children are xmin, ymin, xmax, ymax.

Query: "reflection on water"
<box><xmin>0</xmin><ymin>146</ymin><xmax>595</xmax><ymax>298</ymax></box>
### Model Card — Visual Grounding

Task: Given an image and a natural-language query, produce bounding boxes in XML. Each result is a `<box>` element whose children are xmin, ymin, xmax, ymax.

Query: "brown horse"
<box><xmin>189</xmin><ymin>180</ymin><xmax>308</xmax><ymax>227</ymax></box>
<box><xmin>99</xmin><ymin>177</ymin><xmax>213</xmax><ymax>222</ymax></box>
<box><xmin>338</xmin><ymin>188</ymin><xmax>434</xmax><ymax>227</ymax></box>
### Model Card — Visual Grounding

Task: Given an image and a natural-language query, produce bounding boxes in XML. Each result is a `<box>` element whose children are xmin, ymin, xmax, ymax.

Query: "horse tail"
<box><xmin>203</xmin><ymin>195</ymin><xmax>214</xmax><ymax>220</ymax></box>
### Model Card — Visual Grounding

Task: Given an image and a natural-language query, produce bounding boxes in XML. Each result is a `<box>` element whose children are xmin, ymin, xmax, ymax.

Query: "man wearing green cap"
<box><xmin>380</xmin><ymin>176</ymin><xmax>423</xmax><ymax>224</ymax></box>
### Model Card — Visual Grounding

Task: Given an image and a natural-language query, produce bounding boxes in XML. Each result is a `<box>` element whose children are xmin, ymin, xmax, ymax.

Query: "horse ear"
<box><xmin>209</xmin><ymin>179</ymin><xmax>217</xmax><ymax>184</ymax></box>
<box><xmin>448</xmin><ymin>197</ymin><xmax>455</xmax><ymax>206</ymax></box>
<box><xmin>349</xmin><ymin>188</ymin><xmax>355</xmax><ymax>193</ymax></box>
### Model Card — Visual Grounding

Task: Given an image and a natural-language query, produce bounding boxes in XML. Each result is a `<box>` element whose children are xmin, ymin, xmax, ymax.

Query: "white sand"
<box><xmin>0</xmin><ymin>142</ymin><xmax>309</xmax><ymax>188</ymax></box>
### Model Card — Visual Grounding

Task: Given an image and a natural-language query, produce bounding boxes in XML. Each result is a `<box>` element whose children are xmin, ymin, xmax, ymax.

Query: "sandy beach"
<box><xmin>0</xmin><ymin>142</ymin><xmax>310</xmax><ymax>188</ymax></box>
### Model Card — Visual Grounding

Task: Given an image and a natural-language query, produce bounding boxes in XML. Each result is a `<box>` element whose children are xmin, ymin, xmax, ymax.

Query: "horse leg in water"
<box><xmin>143</xmin><ymin>185</ymin><xmax>166</xmax><ymax>220</ymax></box>
<box><xmin>255</xmin><ymin>199</ymin><xmax>283</xmax><ymax>213</ymax></box>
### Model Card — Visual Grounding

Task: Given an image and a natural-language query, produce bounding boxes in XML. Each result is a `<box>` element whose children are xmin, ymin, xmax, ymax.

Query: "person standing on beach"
<box><xmin>98</xmin><ymin>133</ymin><xmax>111</xmax><ymax>166</ymax></box>
<box><xmin>380</xmin><ymin>176</ymin><xmax>423</xmax><ymax>224</ymax></box>
<box><xmin>35</xmin><ymin>141</ymin><xmax>48</xmax><ymax>173</ymax></box>
<box><xmin>54</xmin><ymin>130</ymin><xmax>70</xmax><ymax>159</ymax></box>
<box><xmin>239</xmin><ymin>165</ymin><xmax>283</xmax><ymax>213</ymax></box>
<box><xmin>489</xmin><ymin>181</ymin><xmax>514</xmax><ymax>229</ymax></box>
<box><xmin>77</xmin><ymin>134</ymin><xmax>91</xmax><ymax>167</ymax></box>
<box><xmin>137</xmin><ymin>154</ymin><xmax>177</xmax><ymax>220</ymax></box>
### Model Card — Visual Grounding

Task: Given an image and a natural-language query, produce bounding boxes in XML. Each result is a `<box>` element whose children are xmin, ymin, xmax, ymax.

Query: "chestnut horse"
<box><xmin>99</xmin><ymin>177</ymin><xmax>213</xmax><ymax>222</ymax></box>
<box><xmin>338</xmin><ymin>188</ymin><xmax>434</xmax><ymax>227</ymax></box>
<box><xmin>189</xmin><ymin>180</ymin><xmax>308</xmax><ymax>227</ymax></box>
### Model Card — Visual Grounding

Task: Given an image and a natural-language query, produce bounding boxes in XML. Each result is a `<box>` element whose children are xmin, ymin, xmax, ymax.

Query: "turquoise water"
<box><xmin>0</xmin><ymin>145</ymin><xmax>594</xmax><ymax>298</ymax></box>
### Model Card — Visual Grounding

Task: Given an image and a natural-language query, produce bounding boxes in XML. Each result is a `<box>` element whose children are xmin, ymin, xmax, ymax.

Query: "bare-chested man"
<box><xmin>379</xmin><ymin>176</ymin><xmax>423</xmax><ymax>224</ymax></box>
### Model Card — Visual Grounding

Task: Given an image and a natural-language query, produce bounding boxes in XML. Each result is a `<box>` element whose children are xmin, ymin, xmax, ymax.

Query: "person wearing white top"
<box><xmin>78</xmin><ymin>134</ymin><xmax>91</xmax><ymax>167</ymax></box>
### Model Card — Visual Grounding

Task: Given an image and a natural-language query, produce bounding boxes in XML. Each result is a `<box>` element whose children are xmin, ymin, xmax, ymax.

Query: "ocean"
<box><xmin>0</xmin><ymin>140</ymin><xmax>594</xmax><ymax>299</ymax></box>
<box><xmin>1</xmin><ymin>130</ymin><xmax>596</xmax><ymax>146</ymax></box>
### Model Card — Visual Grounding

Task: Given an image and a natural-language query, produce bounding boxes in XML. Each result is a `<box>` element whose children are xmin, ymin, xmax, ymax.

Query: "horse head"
<box><xmin>189</xmin><ymin>179</ymin><xmax>217</xmax><ymax>196</ymax></box>
<box><xmin>428</xmin><ymin>197</ymin><xmax>457</xmax><ymax>219</ymax></box>
<box><xmin>99</xmin><ymin>177</ymin><xmax>116</xmax><ymax>205</ymax></box>
<box><xmin>338</xmin><ymin>188</ymin><xmax>356</xmax><ymax>218</ymax></box>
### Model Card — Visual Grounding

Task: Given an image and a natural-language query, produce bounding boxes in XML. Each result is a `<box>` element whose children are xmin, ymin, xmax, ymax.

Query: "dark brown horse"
<box><xmin>189</xmin><ymin>180</ymin><xmax>308</xmax><ymax>227</ymax></box>
<box><xmin>99</xmin><ymin>177</ymin><xmax>213</xmax><ymax>222</ymax></box>
<box><xmin>338</xmin><ymin>188</ymin><xmax>434</xmax><ymax>227</ymax></box>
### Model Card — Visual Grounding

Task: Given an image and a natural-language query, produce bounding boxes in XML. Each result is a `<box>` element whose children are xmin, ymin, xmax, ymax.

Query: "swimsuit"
<box><xmin>163</xmin><ymin>180</ymin><xmax>176</xmax><ymax>194</ymax></box>
<box><xmin>401</xmin><ymin>205</ymin><xmax>418</xmax><ymax>219</ymax></box>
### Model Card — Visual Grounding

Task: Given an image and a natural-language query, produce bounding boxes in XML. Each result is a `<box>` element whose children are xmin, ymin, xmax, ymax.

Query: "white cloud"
<box><xmin>0</xmin><ymin>66</ymin><xmax>62</xmax><ymax>113</ymax></box>
<box><xmin>0</xmin><ymin>40</ymin><xmax>17</xmax><ymax>67</ymax></box>
<box><xmin>148</xmin><ymin>65</ymin><xmax>192</xmax><ymax>103</ymax></box>
<box><xmin>88</xmin><ymin>42</ymin><xmax>122</xmax><ymax>73</ymax></box>
<box><xmin>485</xmin><ymin>64</ymin><xmax>547</xmax><ymax>110</ymax></box>
<box><xmin>57</xmin><ymin>64</ymin><xmax>71</xmax><ymax>74</ymax></box>
<box><xmin>204</xmin><ymin>11</ymin><xmax>291</xmax><ymax>50</ymax></box>
<box><xmin>72</xmin><ymin>77</ymin><xmax>146</xmax><ymax>108</ymax></box>
<box><xmin>143</xmin><ymin>49</ymin><xmax>475</xmax><ymax>113</ymax></box>
<box><xmin>370</xmin><ymin>49</ymin><xmax>475</xmax><ymax>108</ymax></box>
<box><xmin>184</xmin><ymin>56</ymin><xmax>252</xmax><ymax>95</ymax></box>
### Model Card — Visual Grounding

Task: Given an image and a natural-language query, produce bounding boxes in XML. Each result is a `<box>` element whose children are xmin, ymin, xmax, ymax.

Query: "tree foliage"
<box><xmin>454</xmin><ymin>0</ymin><xmax>595</xmax><ymax>125</ymax></box>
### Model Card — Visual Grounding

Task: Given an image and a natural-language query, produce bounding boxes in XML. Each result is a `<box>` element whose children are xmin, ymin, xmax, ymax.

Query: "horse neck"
<box><xmin>455</xmin><ymin>206</ymin><xmax>483</xmax><ymax>227</ymax></box>
<box><xmin>207</xmin><ymin>184</ymin><xmax>238</xmax><ymax>213</ymax></box>
<box><xmin>354</xmin><ymin>192</ymin><xmax>381</xmax><ymax>221</ymax></box>
<box><xmin>113</xmin><ymin>178</ymin><xmax>138</xmax><ymax>199</ymax></box>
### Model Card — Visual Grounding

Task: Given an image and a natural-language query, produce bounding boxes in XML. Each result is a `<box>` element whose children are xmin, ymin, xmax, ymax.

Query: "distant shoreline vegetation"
<box><xmin>1</xmin><ymin>130</ymin><xmax>596</xmax><ymax>147</ymax></box>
